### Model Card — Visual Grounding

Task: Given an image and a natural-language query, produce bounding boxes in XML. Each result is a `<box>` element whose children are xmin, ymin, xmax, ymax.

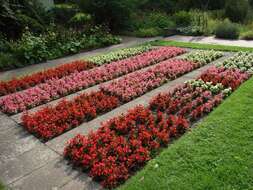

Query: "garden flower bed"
<box><xmin>22</xmin><ymin>91</ymin><xmax>120</xmax><ymax>140</ymax></box>
<box><xmin>63</xmin><ymin>51</ymin><xmax>253</xmax><ymax>189</ymax></box>
<box><xmin>217</xmin><ymin>52</ymin><xmax>253</xmax><ymax>73</ymax></box>
<box><xmin>0</xmin><ymin>47</ymin><xmax>185</xmax><ymax>114</ymax></box>
<box><xmin>20</xmin><ymin>50</ymin><xmax>225</xmax><ymax>141</ymax></box>
<box><xmin>101</xmin><ymin>49</ymin><xmax>224</xmax><ymax>102</ymax></box>
<box><xmin>64</xmin><ymin>80</ymin><xmax>231</xmax><ymax>188</ymax></box>
<box><xmin>0</xmin><ymin>45</ymin><xmax>153</xmax><ymax>96</ymax></box>
<box><xmin>0</xmin><ymin>61</ymin><xmax>94</xmax><ymax>96</ymax></box>
<box><xmin>87</xmin><ymin>45</ymin><xmax>153</xmax><ymax>65</ymax></box>
<box><xmin>184</xmin><ymin>50</ymin><xmax>223</xmax><ymax>66</ymax></box>
<box><xmin>101</xmin><ymin>59</ymin><xmax>195</xmax><ymax>102</ymax></box>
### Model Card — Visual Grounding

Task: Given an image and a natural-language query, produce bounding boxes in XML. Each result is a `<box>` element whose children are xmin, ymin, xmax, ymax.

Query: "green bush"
<box><xmin>215</xmin><ymin>19</ymin><xmax>240</xmax><ymax>39</ymax></box>
<box><xmin>134</xmin><ymin>27</ymin><xmax>161</xmax><ymax>37</ymax></box>
<box><xmin>240</xmin><ymin>31</ymin><xmax>253</xmax><ymax>40</ymax></box>
<box><xmin>69</xmin><ymin>12</ymin><xmax>92</xmax><ymax>29</ymax></box>
<box><xmin>17</xmin><ymin>13</ymin><xmax>45</xmax><ymax>34</ymax></box>
<box><xmin>173</xmin><ymin>11</ymin><xmax>192</xmax><ymax>27</ymax></box>
<box><xmin>125</xmin><ymin>11</ymin><xmax>175</xmax><ymax>37</ymax></box>
<box><xmin>52</xmin><ymin>4</ymin><xmax>79</xmax><ymax>25</ymax></box>
<box><xmin>225</xmin><ymin>0</ymin><xmax>249</xmax><ymax>23</ymax></box>
<box><xmin>0</xmin><ymin>53</ymin><xmax>20</xmax><ymax>70</ymax></box>
<box><xmin>12</xmin><ymin>31</ymin><xmax>50</xmax><ymax>64</ymax></box>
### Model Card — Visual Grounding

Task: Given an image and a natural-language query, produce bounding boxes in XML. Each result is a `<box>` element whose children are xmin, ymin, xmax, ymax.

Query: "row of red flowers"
<box><xmin>0</xmin><ymin>60</ymin><xmax>94</xmax><ymax>96</ymax></box>
<box><xmin>22</xmin><ymin>91</ymin><xmax>120</xmax><ymax>140</ymax></box>
<box><xmin>0</xmin><ymin>47</ymin><xmax>185</xmax><ymax>114</ymax></box>
<box><xmin>64</xmin><ymin>80</ymin><xmax>231</xmax><ymax>188</ymax></box>
<box><xmin>199</xmin><ymin>66</ymin><xmax>250</xmax><ymax>90</ymax></box>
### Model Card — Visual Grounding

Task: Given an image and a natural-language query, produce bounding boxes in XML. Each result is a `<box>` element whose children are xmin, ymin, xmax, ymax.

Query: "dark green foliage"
<box><xmin>225</xmin><ymin>0</ymin><xmax>249</xmax><ymax>23</ymax></box>
<box><xmin>0</xmin><ymin>27</ymin><xmax>121</xmax><ymax>71</ymax></box>
<box><xmin>215</xmin><ymin>19</ymin><xmax>240</xmax><ymax>39</ymax></box>
<box><xmin>240</xmin><ymin>31</ymin><xmax>253</xmax><ymax>40</ymax></box>
<box><xmin>126</xmin><ymin>11</ymin><xmax>175</xmax><ymax>37</ymax></box>
<box><xmin>52</xmin><ymin>3</ymin><xmax>79</xmax><ymax>25</ymax></box>
<box><xmin>79</xmin><ymin>0</ymin><xmax>136</xmax><ymax>31</ymax></box>
<box><xmin>173</xmin><ymin>11</ymin><xmax>192</xmax><ymax>27</ymax></box>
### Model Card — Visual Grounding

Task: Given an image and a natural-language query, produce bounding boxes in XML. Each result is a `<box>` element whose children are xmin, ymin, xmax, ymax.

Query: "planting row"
<box><xmin>64</xmin><ymin>80</ymin><xmax>232</xmax><ymax>188</ymax></box>
<box><xmin>217</xmin><ymin>51</ymin><xmax>253</xmax><ymax>73</ymax></box>
<box><xmin>101</xmin><ymin>59</ymin><xmax>195</xmax><ymax>102</ymax></box>
<box><xmin>22</xmin><ymin>91</ymin><xmax>120</xmax><ymax>140</ymax></box>
<box><xmin>21</xmin><ymin>50</ymin><xmax>225</xmax><ymax>140</ymax></box>
<box><xmin>0</xmin><ymin>45</ymin><xmax>152</xmax><ymax>96</ymax></box>
<box><xmin>184</xmin><ymin>50</ymin><xmax>223</xmax><ymax>65</ymax></box>
<box><xmin>87</xmin><ymin>45</ymin><xmax>153</xmax><ymax>65</ymax></box>
<box><xmin>0</xmin><ymin>61</ymin><xmax>94</xmax><ymax>96</ymax></box>
<box><xmin>0</xmin><ymin>47</ymin><xmax>185</xmax><ymax>114</ymax></box>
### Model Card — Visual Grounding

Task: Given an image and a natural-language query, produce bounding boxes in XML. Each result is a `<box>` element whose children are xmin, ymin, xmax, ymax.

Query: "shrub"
<box><xmin>215</xmin><ymin>19</ymin><xmax>240</xmax><ymax>39</ymax></box>
<box><xmin>173</xmin><ymin>11</ymin><xmax>192</xmax><ymax>27</ymax></box>
<box><xmin>17</xmin><ymin>13</ymin><xmax>45</xmax><ymax>34</ymax></box>
<box><xmin>52</xmin><ymin>3</ymin><xmax>79</xmax><ymax>25</ymax></box>
<box><xmin>69</xmin><ymin>12</ymin><xmax>92</xmax><ymax>29</ymax></box>
<box><xmin>225</xmin><ymin>0</ymin><xmax>249</xmax><ymax>23</ymax></box>
<box><xmin>240</xmin><ymin>31</ymin><xmax>253</xmax><ymax>40</ymax></box>
<box><xmin>134</xmin><ymin>28</ymin><xmax>161</xmax><ymax>37</ymax></box>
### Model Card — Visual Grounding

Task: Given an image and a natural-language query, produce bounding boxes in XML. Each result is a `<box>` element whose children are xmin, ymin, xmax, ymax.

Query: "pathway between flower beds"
<box><xmin>0</xmin><ymin>51</ymin><xmax>234</xmax><ymax>190</ymax></box>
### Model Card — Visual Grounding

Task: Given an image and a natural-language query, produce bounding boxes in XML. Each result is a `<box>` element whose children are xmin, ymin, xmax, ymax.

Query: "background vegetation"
<box><xmin>0</xmin><ymin>0</ymin><xmax>253</xmax><ymax>71</ymax></box>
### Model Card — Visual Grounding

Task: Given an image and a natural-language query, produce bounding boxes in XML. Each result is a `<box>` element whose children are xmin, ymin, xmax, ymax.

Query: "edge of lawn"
<box><xmin>149</xmin><ymin>40</ymin><xmax>253</xmax><ymax>52</ymax></box>
<box><xmin>118</xmin><ymin>74</ymin><xmax>253</xmax><ymax>189</ymax></box>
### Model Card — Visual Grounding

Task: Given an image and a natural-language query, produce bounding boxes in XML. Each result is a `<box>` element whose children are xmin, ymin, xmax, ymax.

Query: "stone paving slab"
<box><xmin>0</xmin><ymin>124</ymin><xmax>41</xmax><ymax>163</ymax></box>
<box><xmin>60</xmin><ymin>174</ymin><xmax>102</xmax><ymax>190</ymax></box>
<box><xmin>0</xmin><ymin>36</ymin><xmax>161</xmax><ymax>82</ymax></box>
<box><xmin>0</xmin><ymin>113</ymin><xmax>17</xmax><ymax>132</ymax></box>
<box><xmin>8</xmin><ymin>158</ymin><xmax>87</xmax><ymax>190</ymax></box>
<box><xmin>0</xmin><ymin>143</ymin><xmax>59</xmax><ymax>184</ymax></box>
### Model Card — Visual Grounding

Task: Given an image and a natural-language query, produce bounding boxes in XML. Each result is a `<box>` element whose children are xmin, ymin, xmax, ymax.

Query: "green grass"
<box><xmin>150</xmin><ymin>40</ymin><xmax>253</xmax><ymax>52</ymax></box>
<box><xmin>118</xmin><ymin>77</ymin><xmax>253</xmax><ymax>190</ymax></box>
<box><xmin>0</xmin><ymin>183</ymin><xmax>5</xmax><ymax>190</ymax></box>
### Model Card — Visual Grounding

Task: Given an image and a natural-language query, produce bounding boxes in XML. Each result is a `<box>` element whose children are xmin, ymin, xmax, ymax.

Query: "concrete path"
<box><xmin>0</xmin><ymin>51</ymin><xmax>234</xmax><ymax>190</ymax></box>
<box><xmin>166</xmin><ymin>35</ymin><xmax>253</xmax><ymax>48</ymax></box>
<box><xmin>0</xmin><ymin>36</ymin><xmax>161</xmax><ymax>81</ymax></box>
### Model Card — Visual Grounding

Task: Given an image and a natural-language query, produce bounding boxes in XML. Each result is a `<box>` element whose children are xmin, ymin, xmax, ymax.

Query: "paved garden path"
<box><xmin>0</xmin><ymin>50</ymin><xmax>234</xmax><ymax>190</ymax></box>
<box><xmin>0</xmin><ymin>36</ymin><xmax>161</xmax><ymax>81</ymax></box>
<box><xmin>166</xmin><ymin>35</ymin><xmax>253</xmax><ymax>48</ymax></box>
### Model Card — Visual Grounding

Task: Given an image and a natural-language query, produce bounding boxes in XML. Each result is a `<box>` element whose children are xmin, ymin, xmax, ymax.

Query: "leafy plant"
<box><xmin>215</xmin><ymin>19</ymin><xmax>240</xmax><ymax>39</ymax></box>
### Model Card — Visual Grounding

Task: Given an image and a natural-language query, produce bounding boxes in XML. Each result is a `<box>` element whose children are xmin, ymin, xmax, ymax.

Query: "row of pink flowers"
<box><xmin>100</xmin><ymin>59</ymin><xmax>197</xmax><ymax>102</ymax></box>
<box><xmin>0</xmin><ymin>47</ymin><xmax>185</xmax><ymax>114</ymax></box>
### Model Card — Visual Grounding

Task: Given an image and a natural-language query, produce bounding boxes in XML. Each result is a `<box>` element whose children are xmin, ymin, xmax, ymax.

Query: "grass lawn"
<box><xmin>118</xmin><ymin>77</ymin><xmax>253</xmax><ymax>190</ymax></box>
<box><xmin>150</xmin><ymin>40</ymin><xmax>253</xmax><ymax>52</ymax></box>
<box><xmin>0</xmin><ymin>183</ymin><xmax>5</xmax><ymax>190</ymax></box>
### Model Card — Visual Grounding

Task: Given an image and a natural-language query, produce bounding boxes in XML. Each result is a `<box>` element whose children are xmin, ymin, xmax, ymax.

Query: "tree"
<box><xmin>225</xmin><ymin>0</ymin><xmax>249</xmax><ymax>23</ymax></box>
<box><xmin>79</xmin><ymin>0</ymin><xmax>137</xmax><ymax>31</ymax></box>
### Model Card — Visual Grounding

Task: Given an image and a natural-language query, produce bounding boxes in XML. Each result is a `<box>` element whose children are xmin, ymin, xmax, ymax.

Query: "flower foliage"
<box><xmin>87</xmin><ymin>45</ymin><xmax>153</xmax><ymax>65</ymax></box>
<box><xmin>0</xmin><ymin>60</ymin><xmax>94</xmax><ymax>96</ymax></box>
<box><xmin>22</xmin><ymin>91</ymin><xmax>120</xmax><ymax>140</ymax></box>
<box><xmin>64</xmin><ymin>106</ymin><xmax>189</xmax><ymax>188</ymax></box>
<box><xmin>199</xmin><ymin>66</ymin><xmax>250</xmax><ymax>90</ymax></box>
<box><xmin>0</xmin><ymin>47</ymin><xmax>185</xmax><ymax>114</ymax></box>
<box><xmin>101</xmin><ymin>59</ymin><xmax>195</xmax><ymax>102</ymax></box>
